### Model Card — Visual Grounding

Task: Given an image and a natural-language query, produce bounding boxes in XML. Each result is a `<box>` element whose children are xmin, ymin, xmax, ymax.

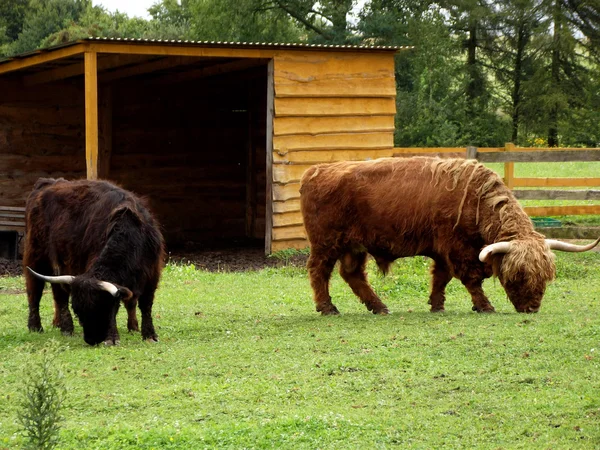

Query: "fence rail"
<box><xmin>393</xmin><ymin>143</ymin><xmax>600</xmax><ymax>220</ymax></box>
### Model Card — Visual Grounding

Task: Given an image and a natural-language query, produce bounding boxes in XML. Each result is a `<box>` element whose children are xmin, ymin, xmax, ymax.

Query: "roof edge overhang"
<box><xmin>0</xmin><ymin>37</ymin><xmax>412</xmax><ymax>76</ymax></box>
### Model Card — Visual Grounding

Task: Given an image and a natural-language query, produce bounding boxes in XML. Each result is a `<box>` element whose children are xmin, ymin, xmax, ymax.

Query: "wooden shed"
<box><xmin>0</xmin><ymin>38</ymin><xmax>404</xmax><ymax>253</ymax></box>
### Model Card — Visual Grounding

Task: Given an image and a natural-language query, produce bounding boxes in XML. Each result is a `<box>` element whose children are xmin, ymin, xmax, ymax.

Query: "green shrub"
<box><xmin>17</xmin><ymin>340</ymin><xmax>67</xmax><ymax>450</ymax></box>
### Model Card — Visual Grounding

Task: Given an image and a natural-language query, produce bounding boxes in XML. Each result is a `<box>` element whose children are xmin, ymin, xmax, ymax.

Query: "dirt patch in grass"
<box><xmin>168</xmin><ymin>247</ymin><xmax>308</xmax><ymax>272</ymax></box>
<box><xmin>0</xmin><ymin>247</ymin><xmax>308</xmax><ymax>278</ymax></box>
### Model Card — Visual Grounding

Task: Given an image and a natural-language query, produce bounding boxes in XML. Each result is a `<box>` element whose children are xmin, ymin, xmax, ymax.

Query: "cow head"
<box><xmin>27</xmin><ymin>268</ymin><xmax>132</xmax><ymax>345</ymax></box>
<box><xmin>479</xmin><ymin>237</ymin><xmax>600</xmax><ymax>313</ymax></box>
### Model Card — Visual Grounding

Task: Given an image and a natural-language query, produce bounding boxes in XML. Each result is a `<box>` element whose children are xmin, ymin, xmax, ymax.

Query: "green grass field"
<box><xmin>1</xmin><ymin>252</ymin><xmax>600</xmax><ymax>449</ymax></box>
<box><xmin>1</xmin><ymin>159</ymin><xmax>599</xmax><ymax>448</ymax></box>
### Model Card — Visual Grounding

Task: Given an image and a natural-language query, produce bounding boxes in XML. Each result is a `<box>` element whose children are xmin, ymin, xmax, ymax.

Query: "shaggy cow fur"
<box><xmin>300</xmin><ymin>156</ymin><xmax>584</xmax><ymax>315</ymax></box>
<box><xmin>24</xmin><ymin>178</ymin><xmax>165</xmax><ymax>345</ymax></box>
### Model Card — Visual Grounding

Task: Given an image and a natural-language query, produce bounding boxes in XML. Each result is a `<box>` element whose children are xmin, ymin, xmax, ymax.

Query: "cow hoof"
<box><xmin>29</xmin><ymin>327</ymin><xmax>43</xmax><ymax>333</ymax></box>
<box><xmin>430</xmin><ymin>307</ymin><xmax>445</xmax><ymax>313</ymax></box>
<box><xmin>372</xmin><ymin>308</ymin><xmax>389</xmax><ymax>315</ymax></box>
<box><xmin>473</xmin><ymin>306</ymin><xmax>495</xmax><ymax>313</ymax></box>
<box><xmin>320</xmin><ymin>306</ymin><xmax>340</xmax><ymax>316</ymax></box>
<box><xmin>104</xmin><ymin>339</ymin><xmax>120</xmax><ymax>346</ymax></box>
<box><xmin>61</xmin><ymin>330</ymin><xmax>74</xmax><ymax>336</ymax></box>
<box><xmin>145</xmin><ymin>337</ymin><xmax>159</xmax><ymax>343</ymax></box>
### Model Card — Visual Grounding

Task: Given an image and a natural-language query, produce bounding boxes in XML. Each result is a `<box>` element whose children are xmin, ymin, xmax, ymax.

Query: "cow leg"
<box><xmin>339</xmin><ymin>252</ymin><xmax>389</xmax><ymax>315</ymax></box>
<box><xmin>123</xmin><ymin>296</ymin><xmax>139</xmax><ymax>332</ymax></box>
<box><xmin>138</xmin><ymin>288</ymin><xmax>158</xmax><ymax>342</ymax></box>
<box><xmin>429</xmin><ymin>260</ymin><xmax>452</xmax><ymax>312</ymax></box>
<box><xmin>307</xmin><ymin>251</ymin><xmax>339</xmax><ymax>315</ymax></box>
<box><xmin>24</xmin><ymin>259</ymin><xmax>50</xmax><ymax>332</ymax></box>
<box><xmin>104</xmin><ymin>302</ymin><xmax>121</xmax><ymax>346</ymax></box>
<box><xmin>50</xmin><ymin>284</ymin><xmax>74</xmax><ymax>335</ymax></box>
<box><xmin>461</xmin><ymin>277</ymin><xmax>495</xmax><ymax>313</ymax></box>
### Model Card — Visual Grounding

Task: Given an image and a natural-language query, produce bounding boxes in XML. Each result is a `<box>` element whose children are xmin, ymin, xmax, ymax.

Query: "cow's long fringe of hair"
<box><xmin>428</xmin><ymin>158</ymin><xmax>556</xmax><ymax>284</ymax></box>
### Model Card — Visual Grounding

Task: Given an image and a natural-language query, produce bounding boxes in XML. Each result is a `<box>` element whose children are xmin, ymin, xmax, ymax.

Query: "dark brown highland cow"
<box><xmin>300</xmin><ymin>157</ymin><xmax>599</xmax><ymax>315</ymax></box>
<box><xmin>24</xmin><ymin>178</ymin><xmax>165</xmax><ymax>345</ymax></box>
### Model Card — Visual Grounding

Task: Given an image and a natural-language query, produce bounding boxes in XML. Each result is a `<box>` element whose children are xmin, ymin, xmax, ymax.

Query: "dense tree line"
<box><xmin>1</xmin><ymin>0</ymin><xmax>599</xmax><ymax>147</ymax></box>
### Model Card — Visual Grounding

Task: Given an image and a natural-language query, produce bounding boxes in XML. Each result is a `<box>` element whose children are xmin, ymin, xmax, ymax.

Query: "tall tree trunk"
<box><xmin>548</xmin><ymin>0</ymin><xmax>561</xmax><ymax>147</ymax></box>
<box><xmin>511</xmin><ymin>21</ymin><xmax>526</xmax><ymax>143</ymax></box>
<box><xmin>466</xmin><ymin>17</ymin><xmax>478</xmax><ymax>119</ymax></box>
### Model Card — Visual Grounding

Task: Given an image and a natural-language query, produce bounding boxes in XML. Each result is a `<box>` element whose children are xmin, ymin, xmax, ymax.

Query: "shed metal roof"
<box><xmin>0</xmin><ymin>37</ymin><xmax>409</xmax><ymax>66</ymax></box>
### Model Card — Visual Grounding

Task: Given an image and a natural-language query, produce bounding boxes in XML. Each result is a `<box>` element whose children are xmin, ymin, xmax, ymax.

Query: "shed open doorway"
<box><xmin>103</xmin><ymin>57</ymin><xmax>271</xmax><ymax>251</ymax></box>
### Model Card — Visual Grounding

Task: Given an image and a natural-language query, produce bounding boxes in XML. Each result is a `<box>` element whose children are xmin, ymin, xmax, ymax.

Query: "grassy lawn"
<box><xmin>1</xmin><ymin>252</ymin><xmax>599</xmax><ymax>449</ymax></box>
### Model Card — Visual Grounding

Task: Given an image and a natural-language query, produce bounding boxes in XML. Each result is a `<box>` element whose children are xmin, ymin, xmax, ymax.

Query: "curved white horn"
<box><xmin>98</xmin><ymin>281</ymin><xmax>120</xmax><ymax>297</ymax></box>
<box><xmin>546</xmin><ymin>236</ymin><xmax>600</xmax><ymax>252</ymax></box>
<box><xmin>479</xmin><ymin>242</ymin><xmax>512</xmax><ymax>262</ymax></box>
<box><xmin>27</xmin><ymin>267</ymin><xmax>74</xmax><ymax>284</ymax></box>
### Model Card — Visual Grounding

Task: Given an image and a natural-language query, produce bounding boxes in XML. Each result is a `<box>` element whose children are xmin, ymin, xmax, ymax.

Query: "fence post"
<box><xmin>504</xmin><ymin>142</ymin><xmax>515</xmax><ymax>189</ymax></box>
<box><xmin>466</xmin><ymin>146</ymin><xmax>477</xmax><ymax>160</ymax></box>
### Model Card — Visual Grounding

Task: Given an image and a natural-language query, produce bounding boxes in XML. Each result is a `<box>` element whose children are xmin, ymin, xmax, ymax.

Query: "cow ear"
<box><xmin>110</xmin><ymin>205</ymin><xmax>142</xmax><ymax>226</ymax></box>
<box><xmin>107</xmin><ymin>206</ymin><xmax>143</xmax><ymax>238</ymax></box>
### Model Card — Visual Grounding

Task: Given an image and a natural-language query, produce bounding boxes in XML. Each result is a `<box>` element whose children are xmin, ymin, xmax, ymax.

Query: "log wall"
<box><xmin>0</xmin><ymin>78</ymin><xmax>86</xmax><ymax>206</ymax></box>
<box><xmin>269</xmin><ymin>51</ymin><xmax>397</xmax><ymax>252</ymax></box>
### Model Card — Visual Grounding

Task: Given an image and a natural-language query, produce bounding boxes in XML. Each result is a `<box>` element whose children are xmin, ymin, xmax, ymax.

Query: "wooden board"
<box><xmin>274</xmin><ymin>52</ymin><xmax>395</xmax><ymax>98</ymax></box>
<box><xmin>524</xmin><ymin>205</ymin><xmax>600</xmax><ymax>216</ymax></box>
<box><xmin>272</xmin><ymin>183</ymin><xmax>301</xmax><ymax>201</ymax></box>
<box><xmin>275</xmin><ymin>77</ymin><xmax>396</xmax><ymax>98</ymax></box>
<box><xmin>477</xmin><ymin>150</ymin><xmax>600</xmax><ymax>163</ymax></box>
<box><xmin>274</xmin><ymin>132</ymin><xmax>393</xmax><ymax>152</ymax></box>
<box><xmin>274</xmin><ymin>53</ymin><xmax>394</xmax><ymax>78</ymax></box>
<box><xmin>273</xmin><ymin>211</ymin><xmax>304</xmax><ymax>227</ymax></box>
<box><xmin>272</xmin><ymin>225</ymin><xmax>306</xmax><ymax>241</ymax></box>
<box><xmin>273</xmin><ymin>199</ymin><xmax>301</xmax><ymax>214</ymax></box>
<box><xmin>84</xmin><ymin>51</ymin><xmax>99</xmax><ymax>180</ymax></box>
<box><xmin>535</xmin><ymin>227</ymin><xmax>600</xmax><ymax>240</ymax></box>
<box><xmin>513</xmin><ymin>189</ymin><xmax>600</xmax><ymax>200</ymax></box>
<box><xmin>274</xmin><ymin>115</ymin><xmax>394</xmax><ymax>137</ymax></box>
<box><xmin>273</xmin><ymin>165</ymin><xmax>312</xmax><ymax>184</ymax></box>
<box><xmin>513</xmin><ymin>178</ymin><xmax>600</xmax><ymax>187</ymax></box>
<box><xmin>271</xmin><ymin>239</ymin><xmax>310</xmax><ymax>252</ymax></box>
<box><xmin>275</xmin><ymin>97</ymin><xmax>396</xmax><ymax>117</ymax></box>
<box><xmin>394</xmin><ymin>152</ymin><xmax>466</xmax><ymax>159</ymax></box>
<box><xmin>274</xmin><ymin>148</ymin><xmax>395</xmax><ymax>164</ymax></box>
<box><xmin>265</xmin><ymin>59</ymin><xmax>275</xmax><ymax>254</ymax></box>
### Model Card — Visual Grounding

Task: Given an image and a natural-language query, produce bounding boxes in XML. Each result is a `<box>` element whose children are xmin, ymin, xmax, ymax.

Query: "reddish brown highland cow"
<box><xmin>300</xmin><ymin>157</ymin><xmax>599</xmax><ymax>315</ymax></box>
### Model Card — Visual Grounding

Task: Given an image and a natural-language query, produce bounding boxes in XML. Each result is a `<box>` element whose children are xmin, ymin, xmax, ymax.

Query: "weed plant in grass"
<box><xmin>0</xmin><ymin>253</ymin><xmax>599</xmax><ymax>448</ymax></box>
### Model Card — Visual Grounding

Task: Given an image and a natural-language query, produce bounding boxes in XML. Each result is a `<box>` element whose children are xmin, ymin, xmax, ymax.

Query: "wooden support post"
<box><xmin>466</xmin><ymin>146</ymin><xmax>477</xmax><ymax>160</ymax></box>
<box><xmin>264</xmin><ymin>59</ymin><xmax>274</xmax><ymax>255</ymax></box>
<box><xmin>504</xmin><ymin>142</ymin><xmax>515</xmax><ymax>189</ymax></box>
<box><xmin>85</xmin><ymin>51</ymin><xmax>99</xmax><ymax>180</ymax></box>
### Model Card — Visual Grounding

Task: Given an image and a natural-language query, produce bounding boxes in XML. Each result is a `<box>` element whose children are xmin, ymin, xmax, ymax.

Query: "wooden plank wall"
<box><xmin>0</xmin><ymin>78</ymin><xmax>86</xmax><ymax>206</ymax></box>
<box><xmin>270</xmin><ymin>51</ymin><xmax>397</xmax><ymax>252</ymax></box>
<box><xmin>108</xmin><ymin>67</ymin><xmax>267</xmax><ymax>247</ymax></box>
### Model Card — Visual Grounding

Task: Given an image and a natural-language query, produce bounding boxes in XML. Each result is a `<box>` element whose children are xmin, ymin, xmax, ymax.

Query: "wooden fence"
<box><xmin>394</xmin><ymin>143</ymin><xmax>600</xmax><ymax>217</ymax></box>
<box><xmin>393</xmin><ymin>143</ymin><xmax>600</xmax><ymax>239</ymax></box>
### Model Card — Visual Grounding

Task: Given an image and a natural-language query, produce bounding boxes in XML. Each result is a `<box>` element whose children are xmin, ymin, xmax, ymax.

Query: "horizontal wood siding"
<box><xmin>275</xmin><ymin>97</ymin><xmax>396</xmax><ymax>117</ymax></box>
<box><xmin>0</xmin><ymin>79</ymin><xmax>86</xmax><ymax>206</ymax></box>
<box><xmin>274</xmin><ymin>115</ymin><xmax>394</xmax><ymax>136</ymax></box>
<box><xmin>270</xmin><ymin>51</ymin><xmax>396</xmax><ymax>251</ymax></box>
